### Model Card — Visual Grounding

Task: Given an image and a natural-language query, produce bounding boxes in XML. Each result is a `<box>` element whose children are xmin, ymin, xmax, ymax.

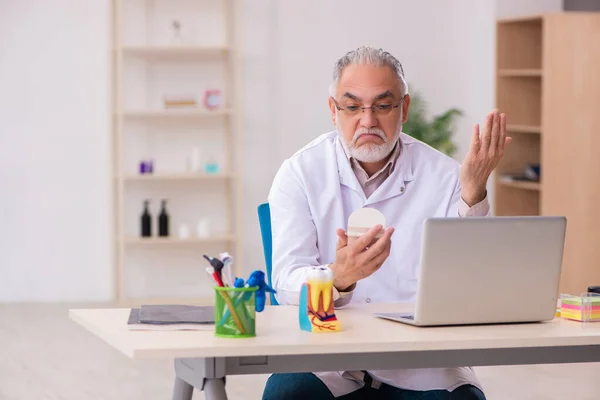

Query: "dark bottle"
<box><xmin>158</xmin><ymin>199</ymin><xmax>169</xmax><ymax>237</ymax></box>
<box><xmin>141</xmin><ymin>200</ymin><xmax>152</xmax><ymax>237</ymax></box>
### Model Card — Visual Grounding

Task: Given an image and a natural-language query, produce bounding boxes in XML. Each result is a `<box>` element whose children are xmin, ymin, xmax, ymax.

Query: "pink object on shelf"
<box><xmin>203</xmin><ymin>89</ymin><xmax>221</xmax><ymax>110</ymax></box>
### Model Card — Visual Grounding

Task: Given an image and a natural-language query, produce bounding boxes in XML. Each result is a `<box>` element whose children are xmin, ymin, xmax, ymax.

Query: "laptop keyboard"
<box><xmin>404</xmin><ymin>314</ymin><xmax>414</xmax><ymax>320</ymax></box>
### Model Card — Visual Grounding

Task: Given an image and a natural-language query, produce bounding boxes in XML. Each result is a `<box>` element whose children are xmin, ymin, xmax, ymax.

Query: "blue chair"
<box><xmin>257</xmin><ymin>203</ymin><xmax>279</xmax><ymax>305</ymax></box>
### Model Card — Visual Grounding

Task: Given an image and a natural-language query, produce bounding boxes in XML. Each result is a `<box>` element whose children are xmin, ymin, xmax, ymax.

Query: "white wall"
<box><xmin>496</xmin><ymin>0</ymin><xmax>563</xmax><ymax>18</ymax></box>
<box><xmin>0</xmin><ymin>0</ymin><xmax>112</xmax><ymax>301</ymax></box>
<box><xmin>0</xmin><ymin>0</ymin><xmax>279</xmax><ymax>302</ymax></box>
<box><xmin>271</xmin><ymin>0</ymin><xmax>496</xmax><ymax>166</ymax></box>
<box><xmin>0</xmin><ymin>0</ymin><xmax>563</xmax><ymax>302</ymax></box>
<box><xmin>237</xmin><ymin>0</ymin><xmax>279</xmax><ymax>281</ymax></box>
<box><xmin>244</xmin><ymin>0</ymin><xmax>564</xmax><ymax>285</ymax></box>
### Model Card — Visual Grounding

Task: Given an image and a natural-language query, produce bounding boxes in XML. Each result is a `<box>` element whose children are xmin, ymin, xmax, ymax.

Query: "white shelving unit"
<box><xmin>112</xmin><ymin>0</ymin><xmax>241</xmax><ymax>306</ymax></box>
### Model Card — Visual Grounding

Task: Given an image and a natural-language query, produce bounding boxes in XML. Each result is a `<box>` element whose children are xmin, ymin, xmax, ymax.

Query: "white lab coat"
<box><xmin>268</xmin><ymin>130</ymin><xmax>487</xmax><ymax>397</ymax></box>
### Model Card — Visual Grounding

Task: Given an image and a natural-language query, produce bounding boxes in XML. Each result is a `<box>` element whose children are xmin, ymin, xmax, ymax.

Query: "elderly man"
<box><xmin>262</xmin><ymin>47</ymin><xmax>509</xmax><ymax>400</ymax></box>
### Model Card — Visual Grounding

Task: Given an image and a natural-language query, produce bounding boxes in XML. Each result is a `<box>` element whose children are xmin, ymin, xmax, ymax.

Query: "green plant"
<box><xmin>402</xmin><ymin>92</ymin><xmax>463</xmax><ymax>157</ymax></box>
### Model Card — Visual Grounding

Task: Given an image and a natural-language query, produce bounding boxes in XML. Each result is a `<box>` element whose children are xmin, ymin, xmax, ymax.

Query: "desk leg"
<box><xmin>173</xmin><ymin>358</ymin><xmax>228</xmax><ymax>400</ymax></box>
<box><xmin>172</xmin><ymin>377</ymin><xmax>194</xmax><ymax>400</ymax></box>
<box><xmin>204</xmin><ymin>378</ymin><xmax>227</xmax><ymax>400</ymax></box>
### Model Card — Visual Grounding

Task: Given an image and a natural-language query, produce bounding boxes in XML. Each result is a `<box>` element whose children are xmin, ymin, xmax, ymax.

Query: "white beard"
<box><xmin>337</xmin><ymin>112</ymin><xmax>402</xmax><ymax>163</ymax></box>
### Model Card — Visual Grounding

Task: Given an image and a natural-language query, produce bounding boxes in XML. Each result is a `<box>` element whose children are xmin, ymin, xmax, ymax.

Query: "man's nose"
<box><xmin>359</xmin><ymin>108</ymin><xmax>377</xmax><ymax>128</ymax></box>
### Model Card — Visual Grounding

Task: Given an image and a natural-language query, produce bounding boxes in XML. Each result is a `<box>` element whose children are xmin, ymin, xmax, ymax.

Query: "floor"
<box><xmin>0</xmin><ymin>304</ymin><xmax>596</xmax><ymax>400</ymax></box>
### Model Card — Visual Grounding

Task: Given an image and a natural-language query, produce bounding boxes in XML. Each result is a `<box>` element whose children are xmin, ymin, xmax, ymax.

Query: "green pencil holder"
<box><xmin>214</xmin><ymin>286</ymin><xmax>258</xmax><ymax>338</ymax></box>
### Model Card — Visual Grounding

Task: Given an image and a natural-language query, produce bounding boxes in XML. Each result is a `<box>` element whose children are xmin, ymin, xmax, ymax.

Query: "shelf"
<box><xmin>498</xmin><ymin>176</ymin><xmax>541</xmax><ymax>191</ymax></box>
<box><xmin>124</xmin><ymin>173</ymin><xmax>233</xmax><ymax>181</ymax></box>
<box><xmin>124</xmin><ymin>236</ymin><xmax>235</xmax><ymax>245</ymax></box>
<box><xmin>122</xmin><ymin>45</ymin><xmax>229</xmax><ymax>59</ymax></box>
<box><xmin>497</xmin><ymin>15</ymin><xmax>543</xmax><ymax>24</ymax></box>
<box><xmin>498</xmin><ymin>69</ymin><xmax>543</xmax><ymax>77</ymax></box>
<box><xmin>506</xmin><ymin>124</ymin><xmax>542</xmax><ymax>134</ymax></box>
<box><xmin>497</xmin><ymin>74</ymin><xmax>541</xmax><ymax>126</ymax></box>
<box><xmin>120</xmin><ymin>109</ymin><xmax>231</xmax><ymax>120</ymax></box>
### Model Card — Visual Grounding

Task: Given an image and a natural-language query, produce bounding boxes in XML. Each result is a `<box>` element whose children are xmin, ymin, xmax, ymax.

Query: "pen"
<box><xmin>204</xmin><ymin>255</ymin><xmax>225</xmax><ymax>286</ymax></box>
<box><xmin>217</xmin><ymin>270</ymin><xmax>276</xmax><ymax>327</ymax></box>
<box><xmin>206</xmin><ymin>266</ymin><xmax>246</xmax><ymax>333</ymax></box>
<box><xmin>206</xmin><ymin>266</ymin><xmax>224</xmax><ymax>287</ymax></box>
<box><xmin>219</xmin><ymin>252</ymin><xmax>235</xmax><ymax>287</ymax></box>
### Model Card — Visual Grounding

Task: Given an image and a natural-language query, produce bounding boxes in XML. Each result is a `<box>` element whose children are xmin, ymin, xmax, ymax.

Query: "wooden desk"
<box><xmin>69</xmin><ymin>304</ymin><xmax>600</xmax><ymax>400</ymax></box>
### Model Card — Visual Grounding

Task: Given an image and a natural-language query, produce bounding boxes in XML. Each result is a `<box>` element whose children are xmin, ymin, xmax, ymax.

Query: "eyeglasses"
<box><xmin>333</xmin><ymin>95</ymin><xmax>406</xmax><ymax>117</ymax></box>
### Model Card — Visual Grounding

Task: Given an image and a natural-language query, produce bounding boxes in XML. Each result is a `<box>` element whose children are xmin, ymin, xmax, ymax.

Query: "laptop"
<box><xmin>375</xmin><ymin>216</ymin><xmax>566</xmax><ymax>326</ymax></box>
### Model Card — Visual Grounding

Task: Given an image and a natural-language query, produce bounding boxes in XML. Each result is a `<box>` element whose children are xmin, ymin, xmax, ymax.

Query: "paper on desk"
<box><xmin>139</xmin><ymin>304</ymin><xmax>214</xmax><ymax>324</ymax></box>
<box><xmin>127</xmin><ymin>308</ymin><xmax>214</xmax><ymax>331</ymax></box>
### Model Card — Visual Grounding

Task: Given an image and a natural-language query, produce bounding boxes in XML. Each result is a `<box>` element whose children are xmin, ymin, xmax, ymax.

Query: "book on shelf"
<box><xmin>500</xmin><ymin>174</ymin><xmax>539</xmax><ymax>183</ymax></box>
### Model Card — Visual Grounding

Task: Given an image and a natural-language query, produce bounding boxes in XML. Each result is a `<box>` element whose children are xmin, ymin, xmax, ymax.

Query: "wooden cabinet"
<box><xmin>495</xmin><ymin>13</ymin><xmax>600</xmax><ymax>295</ymax></box>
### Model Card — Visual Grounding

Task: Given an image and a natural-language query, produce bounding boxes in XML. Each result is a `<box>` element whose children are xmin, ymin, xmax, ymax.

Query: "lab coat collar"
<box><xmin>335</xmin><ymin>132</ymin><xmax>415</xmax><ymax>205</ymax></box>
<box><xmin>335</xmin><ymin>137</ymin><xmax>364</xmax><ymax>197</ymax></box>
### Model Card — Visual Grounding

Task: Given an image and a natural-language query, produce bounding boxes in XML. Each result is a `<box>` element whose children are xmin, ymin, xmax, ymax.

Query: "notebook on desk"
<box><xmin>127</xmin><ymin>305</ymin><xmax>215</xmax><ymax>331</ymax></box>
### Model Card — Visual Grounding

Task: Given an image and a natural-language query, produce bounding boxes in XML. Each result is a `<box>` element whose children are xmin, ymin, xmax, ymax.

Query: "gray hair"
<box><xmin>329</xmin><ymin>46</ymin><xmax>408</xmax><ymax>98</ymax></box>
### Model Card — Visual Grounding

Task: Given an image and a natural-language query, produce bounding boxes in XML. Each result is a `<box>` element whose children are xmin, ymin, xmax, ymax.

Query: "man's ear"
<box><xmin>401</xmin><ymin>94</ymin><xmax>411</xmax><ymax>124</ymax></box>
<box><xmin>328</xmin><ymin>97</ymin><xmax>337</xmax><ymax>126</ymax></box>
